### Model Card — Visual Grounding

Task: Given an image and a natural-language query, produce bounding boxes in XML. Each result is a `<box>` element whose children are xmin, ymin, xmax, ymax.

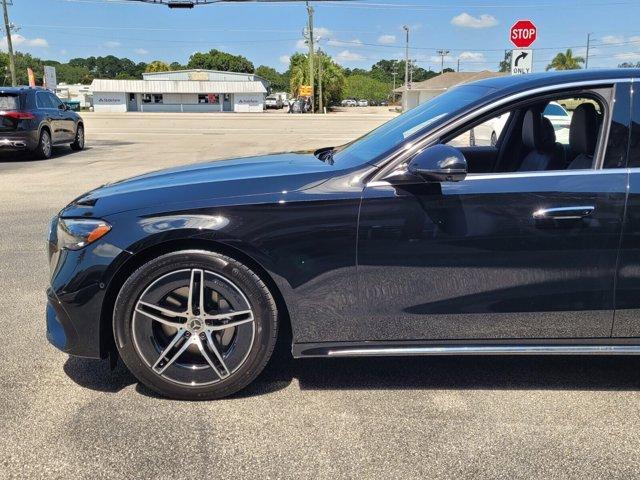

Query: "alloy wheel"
<box><xmin>131</xmin><ymin>268</ymin><xmax>255</xmax><ymax>386</ymax></box>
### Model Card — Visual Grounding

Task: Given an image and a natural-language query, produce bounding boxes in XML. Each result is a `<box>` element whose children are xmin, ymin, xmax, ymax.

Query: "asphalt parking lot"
<box><xmin>2</xmin><ymin>111</ymin><xmax>640</xmax><ymax>479</ymax></box>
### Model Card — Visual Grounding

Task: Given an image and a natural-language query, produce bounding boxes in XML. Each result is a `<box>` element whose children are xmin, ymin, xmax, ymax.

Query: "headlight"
<box><xmin>56</xmin><ymin>218</ymin><xmax>112</xmax><ymax>250</ymax></box>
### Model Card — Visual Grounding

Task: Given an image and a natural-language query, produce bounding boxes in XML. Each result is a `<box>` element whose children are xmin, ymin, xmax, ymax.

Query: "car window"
<box><xmin>447</xmin><ymin>112</ymin><xmax>512</xmax><ymax>148</ymax></box>
<box><xmin>333</xmin><ymin>84</ymin><xmax>492</xmax><ymax>167</ymax></box>
<box><xmin>443</xmin><ymin>93</ymin><xmax>608</xmax><ymax>173</ymax></box>
<box><xmin>0</xmin><ymin>94</ymin><xmax>20</xmax><ymax>110</ymax></box>
<box><xmin>48</xmin><ymin>93</ymin><xmax>64</xmax><ymax>109</ymax></box>
<box><xmin>36</xmin><ymin>91</ymin><xmax>54</xmax><ymax>109</ymax></box>
<box><xmin>543</xmin><ymin>104</ymin><xmax>567</xmax><ymax>116</ymax></box>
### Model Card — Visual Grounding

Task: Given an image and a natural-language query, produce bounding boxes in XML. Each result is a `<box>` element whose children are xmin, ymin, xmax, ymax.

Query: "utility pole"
<box><xmin>585</xmin><ymin>32</ymin><xmax>591</xmax><ymax>69</ymax></box>
<box><xmin>317</xmin><ymin>52</ymin><xmax>323</xmax><ymax>114</ymax></box>
<box><xmin>437</xmin><ymin>49</ymin><xmax>450</xmax><ymax>74</ymax></box>
<box><xmin>391</xmin><ymin>60</ymin><xmax>397</xmax><ymax>102</ymax></box>
<box><xmin>457</xmin><ymin>58</ymin><xmax>460</xmax><ymax>72</ymax></box>
<box><xmin>306</xmin><ymin>1</ymin><xmax>315</xmax><ymax>113</ymax></box>
<box><xmin>403</xmin><ymin>25</ymin><xmax>410</xmax><ymax>91</ymax></box>
<box><xmin>2</xmin><ymin>0</ymin><xmax>16</xmax><ymax>87</ymax></box>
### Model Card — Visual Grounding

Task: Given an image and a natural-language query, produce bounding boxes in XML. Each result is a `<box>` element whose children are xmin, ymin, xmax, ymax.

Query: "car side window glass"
<box><xmin>36</xmin><ymin>92</ymin><xmax>53</xmax><ymax>109</ymax></box>
<box><xmin>447</xmin><ymin>112</ymin><xmax>512</xmax><ymax>148</ymax></box>
<box><xmin>445</xmin><ymin>92</ymin><xmax>610</xmax><ymax>173</ymax></box>
<box><xmin>48</xmin><ymin>93</ymin><xmax>63</xmax><ymax>110</ymax></box>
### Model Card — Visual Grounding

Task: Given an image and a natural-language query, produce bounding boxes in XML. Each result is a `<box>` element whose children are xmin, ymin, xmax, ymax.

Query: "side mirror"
<box><xmin>408</xmin><ymin>144</ymin><xmax>467</xmax><ymax>183</ymax></box>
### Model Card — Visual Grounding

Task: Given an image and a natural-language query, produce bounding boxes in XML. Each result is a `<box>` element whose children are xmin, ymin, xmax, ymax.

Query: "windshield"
<box><xmin>333</xmin><ymin>85</ymin><xmax>492</xmax><ymax>167</ymax></box>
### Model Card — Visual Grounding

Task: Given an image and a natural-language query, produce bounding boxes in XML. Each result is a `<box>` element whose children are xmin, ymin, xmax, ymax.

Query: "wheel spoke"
<box><xmin>196</xmin><ymin>333</ymin><xmax>230</xmax><ymax>379</ymax></box>
<box><xmin>135</xmin><ymin>304</ymin><xmax>186</xmax><ymax>328</ymax></box>
<box><xmin>152</xmin><ymin>329</ymin><xmax>191</xmax><ymax>374</ymax></box>
<box><xmin>203</xmin><ymin>310</ymin><xmax>253</xmax><ymax>321</ymax></box>
<box><xmin>187</xmin><ymin>269</ymin><xmax>204</xmax><ymax>316</ymax></box>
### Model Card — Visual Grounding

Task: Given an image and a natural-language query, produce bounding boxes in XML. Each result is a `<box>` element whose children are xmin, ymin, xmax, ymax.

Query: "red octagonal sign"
<box><xmin>510</xmin><ymin>20</ymin><xmax>537</xmax><ymax>48</ymax></box>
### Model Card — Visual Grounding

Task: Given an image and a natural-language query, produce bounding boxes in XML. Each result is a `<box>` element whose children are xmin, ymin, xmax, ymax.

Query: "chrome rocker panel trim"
<box><xmin>294</xmin><ymin>344</ymin><xmax>640</xmax><ymax>358</ymax></box>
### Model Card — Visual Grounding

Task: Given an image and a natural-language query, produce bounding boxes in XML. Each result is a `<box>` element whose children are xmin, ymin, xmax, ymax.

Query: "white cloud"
<box><xmin>315</xmin><ymin>27</ymin><xmax>332</xmax><ymax>38</ymax></box>
<box><xmin>335</xmin><ymin>50</ymin><xmax>365</xmax><ymax>62</ymax></box>
<box><xmin>451</xmin><ymin>12</ymin><xmax>498</xmax><ymax>29</ymax></box>
<box><xmin>430</xmin><ymin>54</ymin><xmax>454</xmax><ymax>64</ymax></box>
<box><xmin>295</xmin><ymin>39</ymin><xmax>307</xmax><ymax>51</ymax></box>
<box><xmin>328</xmin><ymin>38</ymin><xmax>362</xmax><ymax>48</ymax></box>
<box><xmin>279</xmin><ymin>55</ymin><xmax>290</xmax><ymax>65</ymax></box>
<box><xmin>134</xmin><ymin>48</ymin><xmax>149</xmax><ymax>55</ymax></box>
<box><xmin>378</xmin><ymin>34</ymin><xmax>396</xmax><ymax>45</ymax></box>
<box><xmin>601</xmin><ymin>35</ymin><xmax>624</xmax><ymax>45</ymax></box>
<box><xmin>630</xmin><ymin>36</ymin><xmax>640</xmax><ymax>46</ymax></box>
<box><xmin>458</xmin><ymin>51</ymin><xmax>486</xmax><ymax>62</ymax></box>
<box><xmin>615</xmin><ymin>52</ymin><xmax>640</xmax><ymax>61</ymax></box>
<box><xmin>0</xmin><ymin>34</ymin><xmax>48</xmax><ymax>50</ymax></box>
<box><xmin>104</xmin><ymin>40</ymin><xmax>121</xmax><ymax>48</ymax></box>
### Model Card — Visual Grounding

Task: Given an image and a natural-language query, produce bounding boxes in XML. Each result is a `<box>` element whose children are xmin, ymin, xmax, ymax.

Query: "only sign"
<box><xmin>510</xmin><ymin>20</ymin><xmax>537</xmax><ymax>48</ymax></box>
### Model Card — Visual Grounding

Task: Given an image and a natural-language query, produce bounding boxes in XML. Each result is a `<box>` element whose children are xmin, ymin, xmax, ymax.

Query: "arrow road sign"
<box><xmin>511</xmin><ymin>49</ymin><xmax>533</xmax><ymax>75</ymax></box>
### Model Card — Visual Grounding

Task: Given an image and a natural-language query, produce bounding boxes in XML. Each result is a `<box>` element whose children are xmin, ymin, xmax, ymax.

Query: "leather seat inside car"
<box><xmin>518</xmin><ymin>109</ymin><xmax>564</xmax><ymax>171</ymax></box>
<box><xmin>567</xmin><ymin>103</ymin><xmax>599</xmax><ymax>169</ymax></box>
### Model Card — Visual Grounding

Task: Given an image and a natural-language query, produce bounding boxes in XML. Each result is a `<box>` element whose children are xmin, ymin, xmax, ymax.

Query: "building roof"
<box><xmin>91</xmin><ymin>79</ymin><xmax>267</xmax><ymax>94</ymax></box>
<box><xmin>394</xmin><ymin>71</ymin><xmax>507</xmax><ymax>93</ymax></box>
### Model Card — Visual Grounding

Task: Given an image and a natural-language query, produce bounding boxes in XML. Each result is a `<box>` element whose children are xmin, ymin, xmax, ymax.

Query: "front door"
<box><xmin>355</xmin><ymin>84</ymin><xmax>631</xmax><ymax>342</ymax></box>
<box><xmin>223</xmin><ymin>94</ymin><xmax>232</xmax><ymax>112</ymax></box>
<box><xmin>128</xmin><ymin>93</ymin><xmax>138</xmax><ymax>112</ymax></box>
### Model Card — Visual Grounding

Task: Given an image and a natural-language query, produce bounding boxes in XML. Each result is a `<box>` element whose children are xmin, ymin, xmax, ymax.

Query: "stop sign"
<box><xmin>510</xmin><ymin>20</ymin><xmax>537</xmax><ymax>48</ymax></box>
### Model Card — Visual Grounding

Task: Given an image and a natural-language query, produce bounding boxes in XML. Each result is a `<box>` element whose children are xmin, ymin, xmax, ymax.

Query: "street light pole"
<box><xmin>403</xmin><ymin>26</ymin><xmax>410</xmax><ymax>110</ymax></box>
<box><xmin>2</xmin><ymin>0</ymin><xmax>16</xmax><ymax>87</ymax></box>
<box><xmin>436</xmin><ymin>49</ymin><xmax>450</xmax><ymax>73</ymax></box>
<box><xmin>306</xmin><ymin>1</ymin><xmax>314</xmax><ymax>113</ymax></box>
<box><xmin>585</xmin><ymin>32</ymin><xmax>591</xmax><ymax>69</ymax></box>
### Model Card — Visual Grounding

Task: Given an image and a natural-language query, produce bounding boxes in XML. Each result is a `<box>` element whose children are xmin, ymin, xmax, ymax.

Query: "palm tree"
<box><xmin>546</xmin><ymin>49</ymin><xmax>585</xmax><ymax>71</ymax></box>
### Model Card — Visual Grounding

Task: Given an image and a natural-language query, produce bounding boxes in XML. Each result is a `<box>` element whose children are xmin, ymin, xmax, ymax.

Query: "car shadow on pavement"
<box><xmin>64</xmin><ymin>349</ymin><xmax>640</xmax><ymax>399</ymax></box>
<box><xmin>0</xmin><ymin>147</ymin><xmax>92</xmax><ymax>163</ymax></box>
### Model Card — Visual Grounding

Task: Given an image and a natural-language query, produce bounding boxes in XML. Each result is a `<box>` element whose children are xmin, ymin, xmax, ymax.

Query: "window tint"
<box><xmin>0</xmin><ymin>94</ymin><xmax>20</xmax><ymax>110</ymax></box>
<box><xmin>36</xmin><ymin>92</ymin><xmax>53</xmax><ymax>109</ymax></box>
<box><xmin>447</xmin><ymin>112</ymin><xmax>511</xmax><ymax>148</ymax></box>
<box><xmin>48</xmin><ymin>93</ymin><xmax>63</xmax><ymax>109</ymax></box>
<box><xmin>333</xmin><ymin>84</ymin><xmax>492</xmax><ymax>167</ymax></box>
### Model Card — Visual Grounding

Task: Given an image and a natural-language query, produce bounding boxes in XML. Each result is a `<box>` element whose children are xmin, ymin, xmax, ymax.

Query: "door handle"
<box><xmin>532</xmin><ymin>205</ymin><xmax>595</xmax><ymax>220</ymax></box>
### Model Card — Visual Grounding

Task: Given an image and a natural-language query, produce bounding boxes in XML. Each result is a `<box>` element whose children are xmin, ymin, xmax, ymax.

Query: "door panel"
<box><xmin>356</xmin><ymin>171</ymin><xmax>626</xmax><ymax>341</ymax></box>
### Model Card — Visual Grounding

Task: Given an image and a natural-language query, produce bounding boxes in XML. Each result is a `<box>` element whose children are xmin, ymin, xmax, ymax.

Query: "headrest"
<box><xmin>570</xmin><ymin>103</ymin><xmax>599</xmax><ymax>155</ymax></box>
<box><xmin>522</xmin><ymin>109</ymin><xmax>556</xmax><ymax>151</ymax></box>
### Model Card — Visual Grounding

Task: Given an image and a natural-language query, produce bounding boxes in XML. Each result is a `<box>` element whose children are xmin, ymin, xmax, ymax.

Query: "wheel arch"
<box><xmin>99</xmin><ymin>238</ymin><xmax>292</xmax><ymax>358</ymax></box>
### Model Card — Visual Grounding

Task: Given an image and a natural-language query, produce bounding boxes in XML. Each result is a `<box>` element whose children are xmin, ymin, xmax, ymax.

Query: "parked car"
<box><xmin>0</xmin><ymin>86</ymin><xmax>84</xmax><ymax>159</ymax></box>
<box><xmin>543</xmin><ymin>101</ymin><xmax>572</xmax><ymax>144</ymax></box>
<box><xmin>380</xmin><ymin>100</ymin><xmax>389</xmax><ymax>106</ymax></box>
<box><xmin>47</xmin><ymin>69</ymin><xmax>640</xmax><ymax>400</ymax></box>
<box><xmin>264</xmin><ymin>95</ymin><xmax>283</xmax><ymax>109</ymax></box>
<box><xmin>357</xmin><ymin>99</ymin><xmax>369</xmax><ymax>107</ymax></box>
<box><xmin>341</xmin><ymin>99</ymin><xmax>357</xmax><ymax>107</ymax></box>
<box><xmin>469</xmin><ymin>113</ymin><xmax>510</xmax><ymax>147</ymax></box>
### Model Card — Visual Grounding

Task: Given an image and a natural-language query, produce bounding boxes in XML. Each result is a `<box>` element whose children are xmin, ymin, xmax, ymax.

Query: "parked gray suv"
<box><xmin>0</xmin><ymin>86</ymin><xmax>84</xmax><ymax>159</ymax></box>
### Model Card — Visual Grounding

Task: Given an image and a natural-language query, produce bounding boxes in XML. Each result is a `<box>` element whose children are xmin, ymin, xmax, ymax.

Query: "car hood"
<box><xmin>61</xmin><ymin>152</ymin><xmax>340</xmax><ymax>217</ymax></box>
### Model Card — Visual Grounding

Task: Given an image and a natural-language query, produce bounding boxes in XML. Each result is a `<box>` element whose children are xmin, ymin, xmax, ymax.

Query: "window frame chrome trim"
<box><xmin>370</xmin><ymin>78</ymin><xmax>634</xmax><ymax>183</ymax></box>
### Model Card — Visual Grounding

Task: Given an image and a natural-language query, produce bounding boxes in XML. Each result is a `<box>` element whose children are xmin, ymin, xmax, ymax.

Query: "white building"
<box><xmin>55</xmin><ymin>83</ymin><xmax>93</xmax><ymax>108</ymax></box>
<box><xmin>91</xmin><ymin>69</ymin><xmax>269</xmax><ymax>113</ymax></box>
<box><xmin>395</xmin><ymin>71</ymin><xmax>507</xmax><ymax>110</ymax></box>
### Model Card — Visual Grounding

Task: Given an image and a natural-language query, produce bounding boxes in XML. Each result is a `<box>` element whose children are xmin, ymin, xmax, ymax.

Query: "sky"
<box><xmin>3</xmin><ymin>0</ymin><xmax>640</xmax><ymax>72</ymax></box>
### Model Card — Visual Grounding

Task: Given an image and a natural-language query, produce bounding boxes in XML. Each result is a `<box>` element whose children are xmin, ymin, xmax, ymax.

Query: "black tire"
<box><xmin>113</xmin><ymin>250</ymin><xmax>278</xmax><ymax>400</ymax></box>
<box><xmin>70</xmin><ymin>124</ymin><xmax>85</xmax><ymax>151</ymax></box>
<box><xmin>32</xmin><ymin>128</ymin><xmax>52</xmax><ymax>159</ymax></box>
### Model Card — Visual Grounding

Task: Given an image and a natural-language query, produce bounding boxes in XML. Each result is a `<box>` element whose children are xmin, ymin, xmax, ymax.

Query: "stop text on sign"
<box><xmin>510</xmin><ymin>20</ymin><xmax>537</xmax><ymax>48</ymax></box>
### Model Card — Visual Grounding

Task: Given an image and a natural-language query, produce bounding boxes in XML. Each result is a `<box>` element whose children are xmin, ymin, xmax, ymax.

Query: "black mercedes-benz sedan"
<box><xmin>47</xmin><ymin>69</ymin><xmax>640</xmax><ymax>399</ymax></box>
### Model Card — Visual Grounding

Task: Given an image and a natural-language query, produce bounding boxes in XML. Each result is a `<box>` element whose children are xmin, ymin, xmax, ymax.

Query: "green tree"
<box><xmin>618</xmin><ymin>61</ymin><xmax>640</xmax><ymax>68</ymax></box>
<box><xmin>344</xmin><ymin>74</ymin><xmax>391</xmax><ymax>102</ymax></box>
<box><xmin>546</xmin><ymin>49</ymin><xmax>585</xmax><ymax>71</ymax></box>
<box><xmin>498</xmin><ymin>50</ymin><xmax>512</xmax><ymax>73</ymax></box>
<box><xmin>187</xmin><ymin>49</ymin><xmax>254</xmax><ymax>73</ymax></box>
<box><xmin>288</xmin><ymin>52</ymin><xmax>345</xmax><ymax>108</ymax></box>
<box><xmin>145</xmin><ymin>60</ymin><xmax>170</xmax><ymax>73</ymax></box>
<box><xmin>169</xmin><ymin>62</ymin><xmax>184</xmax><ymax>70</ymax></box>
<box><xmin>255</xmin><ymin>65</ymin><xmax>287</xmax><ymax>92</ymax></box>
